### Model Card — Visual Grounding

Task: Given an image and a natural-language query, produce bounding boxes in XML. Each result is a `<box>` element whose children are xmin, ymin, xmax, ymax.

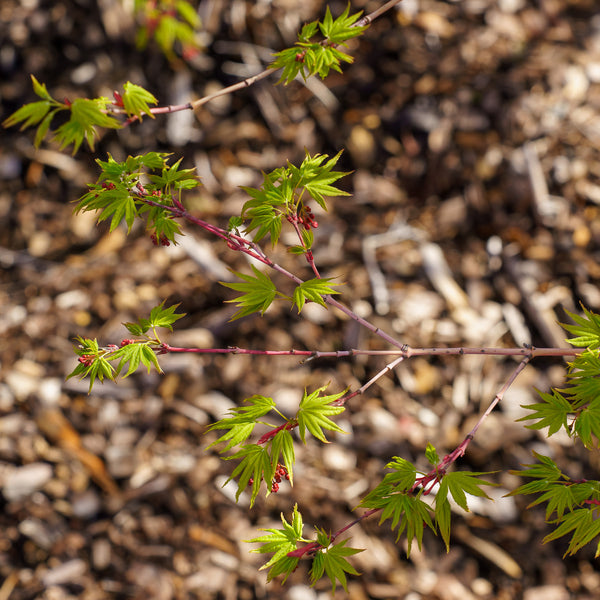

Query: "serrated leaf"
<box><xmin>270</xmin><ymin>429</ymin><xmax>295</xmax><ymax>484</ymax></box>
<box><xmin>207</xmin><ymin>395</ymin><xmax>276</xmax><ymax>452</ymax></box>
<box><xmin>2</xmin><ymin>100</ymin><xmax>52</xmax><ymax>130</ymax></box>
<box><xmin>111</xmin><ymin>342</ymin><xmax>162</xmax><ymax>378</ymax></box>
<box><xmin>562</xmin><ymin>306</ymin><xmax>600</xmax><ymax>349</ymax></box>
<box><xmin>359</xmin><ymin>457</ymin><xmax>417</xmax><ymax>509</ymax></box>
<box><xmin>440</xmin><ymin>471</ymin><xmax>497</xmax><ymax>513</ymax></box>
<box><xmin>572</xmin><ymin>400</ymin><xmax>600</xmax><ymax>448</ymax></box>
<box><xmin>54</xmin><ymin>97</ymin><xmax>121</xmax><ymax>154</ymax></box>
<box><xmin>66</xmin><ymin>337</ymin><xmax>116</xmax><ymax>393</ymax></box>
<box><xmin>225</xmin><ymin>443</ymin><xmax>273</xmax><ymax>507</ymax></box>
<box><xmin>148</xmin><ymin>300</ymin><xmax>185</xmax><ymax>330</ymax></box>
<box><xmin>434</xmin><ymin>484</ymin><xmax>452</xmax><ymax>551</ymax></box>
<box><xmin>544</xmin><ymin>507</ymin><xmax>600</xmax><ymax>557</ymax></box>
<box><xmin>508</xmin><ymin>452</ymin><xmax>565</xmax><ymax>490</ymax></box>
<box><xmin>148</xmin><ymin>157</ymin><xmax>200</xmax><ymax>191</ymax></box>
<box><xmin>297</xmin><ymin>150</ymin><xmax>350</xmax><ymax>209</ymax></box>
<box><xmin>296</xmin><ymin>386</ymin><xmax>346</xmax><ymax>443</ymax></box>
<box><xmin>247</xmin><ymin>503</ymin><xmax>305</xmax><ymax>583</ymax></box>
<box><xmin>319</xmin><ymin>4</ymin><xmax>367</xmax><ymax>44</ymax></box>
<box><xmin>425</xmin><ymin>443</ymin><xmax>440</xmax><ymax>466</ymax></box>
<box><xmin>31</xmin><ymin>74</ymin><xmax>53</xmax><ymax>100</ymax></box>
<box><xmin>121</xmin><ymin>81</ymin><xmax>158</xmax><ymax>121</ymax></box>
<box><xmin>518</xmin><ymin>389</ymin><xmax>572</xmax><ymax>437</ymax></box>
<box><xmin>293</xmin><ymin>277</ymin><xmax>341</xmax><ymax>312</ymax></box>
<box><xmin>221</xmin><ymin>265</ymin><xmax>279</xmax><ymax>320</ymax></box>
<box><xmin>271</xmin><ymin>5</ymin><xmax>367</xmax><ymax>83</ymax></box>
<box><xmin>377</xmin><ymin>492</ymin><xmax>434</xmax><ymax>553</ymax></box>
<box><xmin>310</xmin><ymin>538</ymin><xmax>363</xmax><ymax>593</ymax></box>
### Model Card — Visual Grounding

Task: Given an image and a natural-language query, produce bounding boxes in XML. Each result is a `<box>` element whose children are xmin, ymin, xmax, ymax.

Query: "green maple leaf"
<box><xmin>110</xmin><ymin>342</ymin><xmax>162</xmax><ymax>377</ymax></box>
<box><xmin>544</xmin><ymin>507</ymin><xmax>600</xmax><ymax>557</ymax></box>
<box><xmin>221</xmin><ymin>266</ymin><xmax>280</xmax><ymax>320</ymax></box>
<box><xmin>247</xmin><ymin>504</ymin><xmax>306</xmax><ymax>583</ymax></box>
<box><xmin>147</xmin><ymin>300</ymin><xmax>185</xmax><ymax>330</ymax></box>
<box><xmin>319</xmin><ymin>4</ymin><xmax>367</xmax><ymax>44</ymax></box>
<box><xmin>435</xmin><ymin>470</ymin><xmax>497</xmax><ymax>551</ymax></box>
<box><xmin>270</xmin><ymin>429</ymin><xmax>295</xmax><ymax>484</ymax></box>
<box><xmin>563</xmin><ymin>306</ymin><xmax>600</xmax><ymax>349</ymax></box>
<box><xmin>225</xmin><ymin>443</ymin><xmax>274</xmax><ymax>507</ymax></box>
<box><xmin>378</xmin><ymin>492</ymin><xmax>434</xmax><ymax>552</ymax></box>
<box><xmin>240</xmin><ymin>176</ymin><xmax>289</xmax><ymax>245</ymax></box>
<box><xmin>54</xmin><ymin>97</ymin><xmax>121</xmax><ymax>153</ymax></box>
<box><xmin>309</xmin><ymin>535</ymin><xmax>363</xmax><ymax>593</ymax></box>
<box><xmin>270</xmin><ymin>4</ymin><xmax>367</xmax><ymax>83</ymax></box>
<box><xmin>121</xmin><ymin>81</ymin><xmax>158</xmax><ymax>121</ymax></box>
<box><xmin>294</xmin><ymin>151</ymin><xmax>350</xmax><ymax>209</ymax></box>
<box><xmin>3</xmin><ymin>75</ymin><xmax>63</xmax><ymax>147</ymax></box>
<box><xmin>572</xmin><ymin>400</ymin><xmax>600</xmax><ymax>448</ymax></box>
<box><xmin>293</xmin><ymin>277</ymin><xmax>341</xmax><ymax>312</ymax></box>
<box><xmin>518</xmin><ymin>389</ymin><xmax>573</xmax><ymax>437</ymax></box>
<box><xmin>207</xmin><ymin>395</ymin><xmax>277</xmax><ymax>452</ymax></box>
<box><xmin>148</xmin><ymin>157</ymin><xmax>200</xmax><ymax>192</ymax></box>
<box><xmin>296</xmin><ymin>386</ymin><xmax>346</xmax><ymax>443</ymax></box>
<box><xmin>359</xmin><ymin>458</ymin><xmax>418</xmax><ymax>512</ymax></box>
<box><xmin>66</xmin><ymin>337</ymin><xmax>116</xmax><ymax>393</ymax></box>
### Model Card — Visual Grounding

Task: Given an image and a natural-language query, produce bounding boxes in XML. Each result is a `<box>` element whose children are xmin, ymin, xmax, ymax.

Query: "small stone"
<box><xmin>72</xmin><ymin>490</ymin><xmax>102</xmax><ymax>519</ymax></box>
<box><xmin>347</xmin><ymin>125</ymin><xmax>376</xmax><ymax>167</ymax></box>
<box><xmin>586</xmin><ymin>62</ymin><xmax>600</xmax><ymax>83</ymax></box>
<box><xmin>38</xmin><ymin>378</ymin><xmax>62</xmax><ymax>405</ymax></box>
<box><xmin>3</xmin><ymin>462</ymin><xmax>53</xmax><ymax>501</ymax></box>
<box><xmin>523</xmin><ymin>585</ymin><xmax>569</xmax><ymax>600</ymax></box>
<box><xmin>323</xmin><ymin>444</ymin><xmax>356</xmax><ymax>471</ymax></box>
<box><xmin>92</xmin><ymin>538</ymin><xmax>111</xmax><ymax>570</ymax></box>
<box><xmin>42</xmin><ymin>559</ymin><xmax>87</xmax><ymax>586</ymax></box>
<box><xmin>562</xmin><ymin>65</ymin><xmax>589</xmax><ymax>103</ymax></box>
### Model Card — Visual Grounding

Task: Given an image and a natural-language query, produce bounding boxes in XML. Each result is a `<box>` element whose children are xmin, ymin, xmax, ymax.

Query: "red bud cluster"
<box><xmin>246</xmin><ymin>464</ymin><xmax>290</xmax><ymax>493</ymax></box>
<box><xmin>298</xmin><ymin>205</ymin><xmax>318</xmax><ymax>230</ymax></box>
<box><xmin>150</xmin><ymin>233</ymin><xmax>171</xmax><ymax>246</ymax></box>
<box><xmin>78</xmin><ymin>354</ymin><xmax>95</xmax><ymax>366</ymax></box>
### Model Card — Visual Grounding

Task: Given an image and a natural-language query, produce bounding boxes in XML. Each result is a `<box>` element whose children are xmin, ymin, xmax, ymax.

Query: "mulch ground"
<box><xmin>2</xmin><ymin>0</ymin><xmax>600</xmax><ymax>598</ymax></box>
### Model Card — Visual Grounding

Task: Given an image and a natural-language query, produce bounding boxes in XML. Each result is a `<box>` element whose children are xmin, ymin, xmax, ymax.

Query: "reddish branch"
<box><xmin>112</xmin><ymin>0</ymin><xmax>405</xmax><ymax>123</ymax></box>
<box><xmin>288</xmin><ymin>354</ymin><xmax>535</xmax><ymax>559</ymax></box>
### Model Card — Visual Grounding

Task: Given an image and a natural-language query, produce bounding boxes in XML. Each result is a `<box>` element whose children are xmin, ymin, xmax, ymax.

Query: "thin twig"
<box><xmin>113</xmin><ymin>0</ymin><xmax>405</xmax><ymax>122</ymax></box>
<box><xmin>160</xmin><ymin>343</ymin><xmax>582</xmax><ymax>359</ymax></box>
<box><xmin>288</xmin><ymin>352</ymin><xmax>535</xmax><ymax>559</ymax></box>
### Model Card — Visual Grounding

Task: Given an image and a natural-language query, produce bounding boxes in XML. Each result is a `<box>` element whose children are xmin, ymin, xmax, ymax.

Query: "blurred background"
<box><xmin>1</xmin><ymin>0</ymin><xmax>600</xmax><ymax>598</ymax></box>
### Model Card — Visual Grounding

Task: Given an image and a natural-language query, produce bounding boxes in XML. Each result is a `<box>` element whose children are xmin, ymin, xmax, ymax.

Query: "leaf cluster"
<box><xmin>240</xmin><ymin>151</ymin><xmax>350</xmax><ymax>246</ymax></box>
<box><xmin>207</xmin><ymin>385</ymin><xmax>346</xmax><ymax>507</ymax></box>
<box><xmin>247</xmin><ymin>505</ymin><xmax>363</xmax><ymax>593</ymax></box>
<box><xmin>359</xmin><ymin>449</ymin><xmax>496</xmax><ymax>554</ymax></box>
<box><xmin>76</xmin><ymin>152</ymin><xmax>198</xmax><ymax>243</ymax></box>
<box><xmin>510</xmin><ymin>452</ymin><xmax>600</xmax><ymax>556</ymax></box>
<box><xmin>133</xmin><ymin>0</ymin><xmax>202</xmax><ymax>60</ymax></box>
<box><xmin>3</xmin><ymin>76</ymin><xmax>159</xmax><ymax>153</ymax></box>
<box><xmin>271</xmin><ymin>5</ymin><xmax>368</xmax><ymax>84</ymax></box>
<box><xmin>221</xmin><ymin>266</ymin><xmax>342</xmax><ymax>320</ymax></box>
<box><xmin>519</xmin><ymin>308</ymin><xmax>600</xmax><ymax>448</ymax></box>
<box><xmin>67</xmin><ymin>301</ymin><xmax>184</xmax><ymax>392</ymax></box>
